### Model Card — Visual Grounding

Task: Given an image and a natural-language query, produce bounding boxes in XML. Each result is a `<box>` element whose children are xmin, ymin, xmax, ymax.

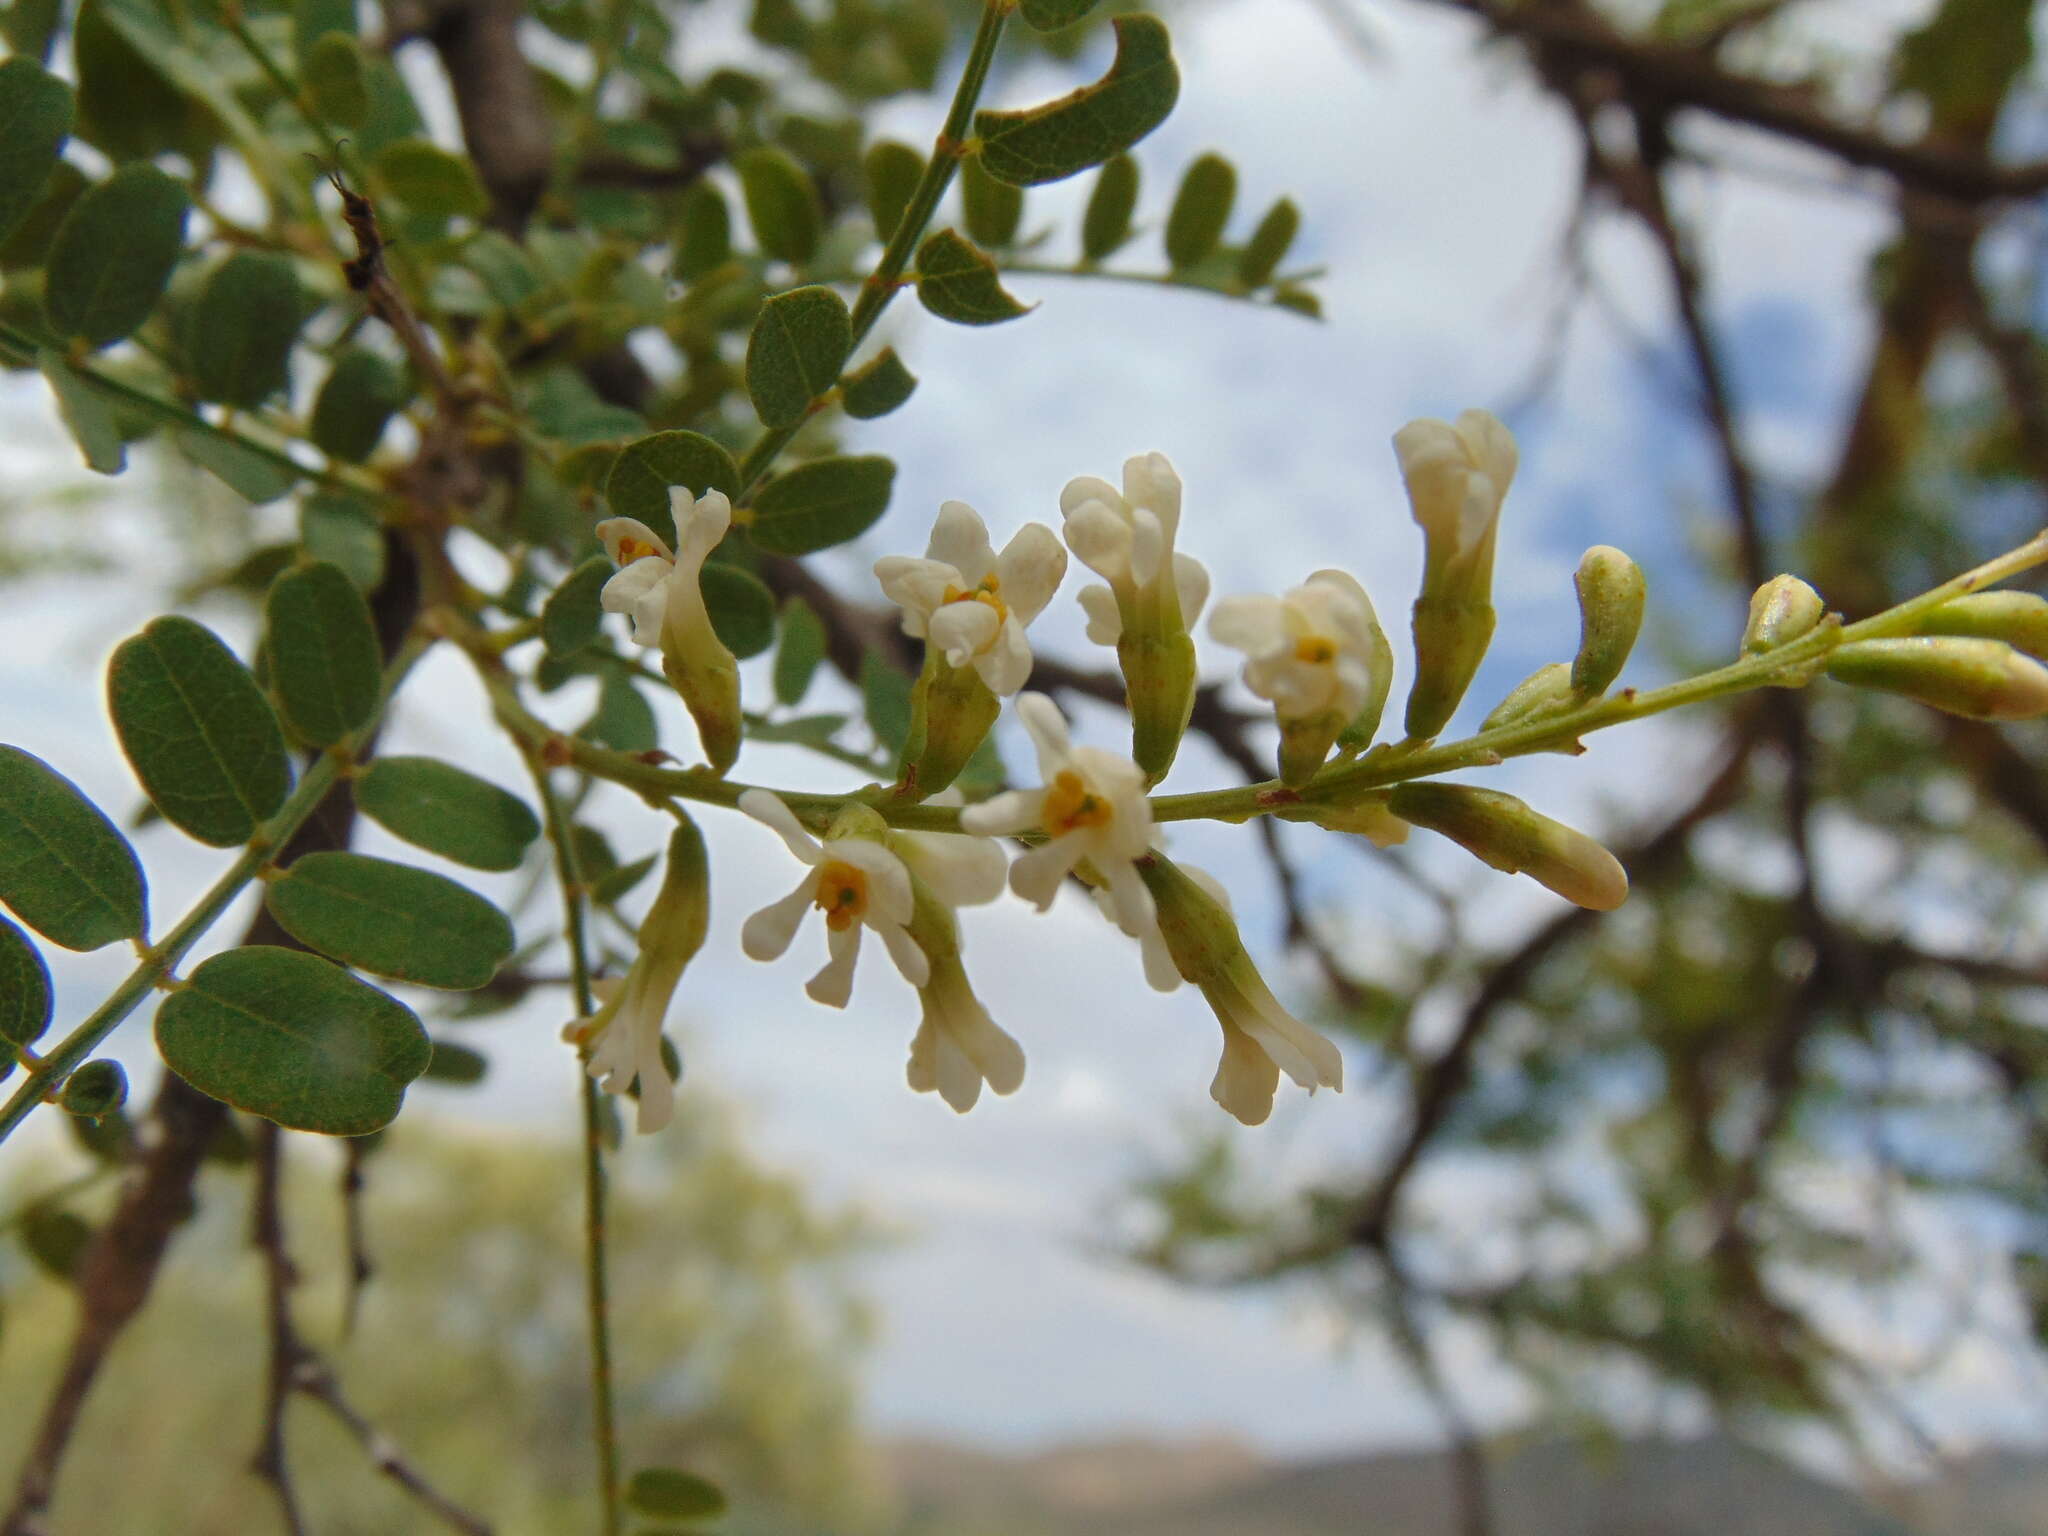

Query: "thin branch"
<box><xmin>251</xmin><ymin>1124</ymin><xmax>309</xmax><ymax>1536</ymax></box>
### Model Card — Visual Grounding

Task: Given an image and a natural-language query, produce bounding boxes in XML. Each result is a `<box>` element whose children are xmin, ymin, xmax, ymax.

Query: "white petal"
<box><xmin>927</xmin><ymin>500</ymin><xmax>996</xmax><ymax>580</ymax></box>
<box><xmin>594</xmin><ymin>517</ymin><xmax>672</xmax><ymax>565</ymax></box>
<box><xmin>994</xmin><ymin>524</ymin><xmax>1068</xmax><ymax>623</ymax></box>
<box><xmin>601</xmin><ymin>557</ymin><xmax>670</xmax><ymax>612</ymax></box>
<box><xmin>806</xmin><ymin>922</ymin><xmax>861</xmax><ymax>1008</ymax></box>
<box><xmin>907</xmin><ymin>1013</ymin><xmax>981</xmax><ymax>1112</ymax></box>
<box><xmin>878</xmin><ymin>920</ymin><xmax>931</xmax><ymax>987</ymax></box>
<box><xmin>898</xmin><ymin>831</ymin><xmax>1009</xmax><ymax>907</ymax></box>
<box><xmin>927</xmin><ymin>599</ymin><xmax>1001</xmax><ymax>667</ymax></box>
<box><xmin>1078</xmin><ymin>583</ymin><xmax>1123</xmax><ymax>645</ymax></box>
<box><xmin>1211</xmin><ymin>1022</ymin><xmax>1282</xmax><ymax>1127</ymax></box>
<box><xmin>1100</xmin><ymin>856</ymin><xmax>1157</xmax><ymax>937</ymax></box>
<box><xmin>874</xmin><ymin>555</ymin><xmax>958</xmax><ymax>625</ymax></box>
<box><xmin>1208</xmin><ymin>593</ymin><xmax>1289</xmax><ymax>659</ymax></box>
<box><xmin>674</xmin><ymin>489</ymin><xmax>733</xmax><ymax>564</ymax></box>
<box><xmin>973</xmin><ymin>618</ymin><xmax>1033</xmax><ymax>696</ymax></box>
<box><xmin>739</xmin><ymin>788</ymin><xmax>823</xmax><ymax>865</ymax></box>
<box><xmin>1009</xmin><ymin>836</ymin><xmax>1083</xmax><ymax>910</ymax></box>
<box><xmin>1013</xmin><ymin>692</ymin><xmax>1073</xmax><ymax>781</ymax></box>
<box><xmin>1063</xmin><ymin>500</ymin><xmax>1134</xmax><ymax>582</ymax></box>
<box><xmin>741</xmin><ymin>876</ymin><xmax>817</xmax><ymax>961</ymax></box>
<box><xmin>1128</xmin><ymin>508</ymin><xmax>1166</xmax><ymax>588</ymax></box>
<box><xmin>1456</xmin><ymin>408</ymin><xmax>1518</xmax><ymax>491</ymax></box>
<box><xmin>832</xmin><ymin>838</ymin><xmax>914</xmax><ymax>926</ymax></box>
<box><xmin>1122</xmin><ymin>451</ymin><xmax>1182</xmax><ymax>541</ymax></box>
<box><xmin>1058</xmin><ymin>474</ymin><xmax>1123</xmax><ymax>518</ymax></box>
<box><xmin>959</xmin><ymin>789</ymin><xmax>1042</xmax><ymax>837</ymax></box>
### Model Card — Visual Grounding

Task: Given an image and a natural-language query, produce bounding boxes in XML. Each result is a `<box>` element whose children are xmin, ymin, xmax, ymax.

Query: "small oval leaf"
<box><xmin>1164</xmin><ymin>152</ymin><xmax>1236</xmax><ymax>270</ymax></box>
<box><xmin>745</xmin><ymin>285</ymin><xmax>852</xmax><ymax>429</ymax></box>
<box><xmin>156</xmin><ymin>945</ymin><xmax>432</xmax><ymax>1135</ymax></box>
<box><xmin>190</xmin><ymin>252</ymin><xmax>305</xmax><ymax>410</ymax></box>
<box><xmin>735</xmin><ymin>145</ymin><xmax>821</xmax><ymax>264</ymax></box>
<box><xmin>311</xmin><ymin>349</ymin><xmax>408</xmax><ymax>464</ymax></box>
<box><xmin>0</xmin><ymin>57</ymin><xmax>74</xmax><ymax>248</ymax></box>
<box><xmin>672</xmin><ymin>179</ymin><xmax>732</xmax><ymax>280</ymax></box>
<box><xmin>1237</xmin><ymin>195</ymin><xmax>1299</xmax><ymax>288</ymax></box>
<box><xmin>961</xmin><ymin>155</ymin><xmax>1023</xmax><ymax>248</ymax></box>
<box><xmin>300</xmin><ymin>492</ymin><xmax>386</xmax><ymax>591</ymax></box>
<box><xmin>355</xmin><ymin>756</ymin><xmax>540</xmax><ymax>872</ymax></box>
<box><xmin>840</xmin><ymin>347</ymin><xmax>917</xmax><ymax>420</ymax></box>
<box><xmin>543</xmin><ymin>556</ymin><xmax>612</xmax><ymax>658</ymax></box>
<box><xmin>0</xmin><ymin>915</ymin><xmax>54</xmax><ymax>1047</ymax></box>
<box><xmin>1021</xmin><ymin>0</ymin><xmax>1101</xmax><ymax>30</ymax></box>
<box><xmin>748</xmin><ymin>455</ymin><xmax>895</xmax><ymax>555</ymax></box>
<box><xmin>303</xmin><ymin>31</ymin><xmax>368</xmax><ymax>127</ymax></box>
<box><xmin>372</xmin><ymin>137</ymin><xmax>488</xmax><ymax>221</ymax></box>
<box><xmin>606</xmin><ymin>431</ymin><xmax>741</xmax><ymax>547</ymax></box>
<box><xmin>914</xmin><ymin>229</ymin><xmax>1030</xmax><ymax>326</ymax></box>
<box><xmin>266</xmin><ymin>561</ymin><xmax>382</xmax><ymax>747</ymax></box>
<box><xmin>44</xmin><ymin>161</ymin><xmax>190</xmax><ymax>348</ymax></box>
<box><xmin>703</xmin><ymin>562</ymin><xmax>776</xmax><ymax>658</ymax></box>
<box><xmin>973</xmin><ymin>14</ymin><xmax>1180</xmax><ymax>187</ymax></box>
<box><xmin>863</xmin><ymin>139</ymin><xmax>923</xmax><ymax>241</ymax></box>
<box><xmin>109</xmin><ymin>617</ymin><xmax>291</xmax><ymax>847</ymax></box>
<box><xmin>1081</xmin><ymin>153</ymin><xmax>1139</xmax><ymax>261</ymax></box>
<box><xmin>773</xmin><ymin>595</ymin><xmax>827</xmax><ymax>706</ymax></box>
<box><xmin>264</xmin><ymin>851</ymin><xmax>514</xmax><ymax>990</ymax></box>
<box><xmin>626</xmin><ymin>1467</ymin><xmax>727</xmax><ymax>1522</ymax></box>
<box><xmin>0</xmin><ymin>746</ymin><xmax>146</xmax><ymax>951</ymax></box>
<box><xmin>39</xmin><ymin>348</ymin><xmax>126</xmax><ymax>474</ymax></box>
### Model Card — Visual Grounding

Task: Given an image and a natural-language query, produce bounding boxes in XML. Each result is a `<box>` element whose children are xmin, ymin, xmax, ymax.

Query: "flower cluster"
<box><xmin>577</xmin><ymin>417</ymin><xmax>1772</xmax><ymax>1131</ymax></box>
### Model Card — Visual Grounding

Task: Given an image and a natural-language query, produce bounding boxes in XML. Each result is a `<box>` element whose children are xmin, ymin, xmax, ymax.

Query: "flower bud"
<box><xmin>1908</xmin><ymin>591</ymin><xmax>2048</xmax><ymax>659</ymax></box>
<box><xmin>1570</xmin><ymin>545</ymin><xmax>1644</xmax><ymax>696</ymax></box>
<box><xmin>1123</xmin><ymin>627</ymin><xmax>1199</xmax><ymax>784</ymax></box>
<box><xmin>1825</xmin><ymin>636</ymin><xmax>2048</xmax><ymax>721</ymax></box>
<box><xmin>1135</xmin><ymin>854</ymin><xmax>1344</xmax><ymax>1126</ymax></box>
<box><xmin>1389</xmin><ymin>782</ymin><xmax>1628</xmax><ymax>911</ymax></box>
<box><xmin>1406</xmin><ymin>594</ymin><xmax>1494</xmax><ymax>740</ymax></box>
<box><xmin>898</xmin><ymin>650</ymin><xmax>1001</xmax><ymax>799</ymax></box>
<box><xmin>1742</xmin><ymin>575</ymin><xmax>1827</xmax><ymax>656</ymax></box>
<box><xmin>1481</xmin><ymin>662</ymin><xmax>1574</xmax><ymax>732</ymax></box>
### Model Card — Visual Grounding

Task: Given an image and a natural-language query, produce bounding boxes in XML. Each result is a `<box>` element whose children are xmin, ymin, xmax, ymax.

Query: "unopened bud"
<box><xmin>1122</xmin><ymin>627</ymin><xmax>1199</xmax><ymax>784</ymax></box>
<box><xmin>1571</xmin><ymin>546</ymin><xmax>1644</xmax><ymax>696</ymax></box>
<box><xmin>1482</xmin><ymin>662</ymin><xmax>1574</xmax><ymax>732</ymax></box>
<box><xmin>1908</xmin><ymin>591</ymin><xmax>2048</xmax><ymax>660</ymax></box>
<box><xmin>1405</xmin><ymin>594</ymin><xmax>1494</xmax><ymax>739</ymax></box>
<box><xmin>641</xmin><ymin>818</ymin><xmax>712</xmax><ymax>960</ymax></box>
<box><xmin>662</xmin><ymin>624</ymin><xmax>742</xmax><ymax>775</ymax></box>
<box><xmin>1742</xmin><ymin>575</ymin><xmax>1828</xmax><ymax>657</ymax></box>
<box><xmin>1826</xmin><ymin>636</ymin><xmax>2048</xmax><ymax>721</ymax></box>
<box><xmin>1389</xmin><ymin>782</ymin><xmax>1628</xmax><ymax>911</ymax></box>
<box><xmin>899</xmin><ymin>651</ymin><xmax>1001</xmax><ymax>799</ymax></box>
<box><xmin>59</xmin><ymin>1059</ymin><xmax>127</xmax><ymax>1119</ymax></box>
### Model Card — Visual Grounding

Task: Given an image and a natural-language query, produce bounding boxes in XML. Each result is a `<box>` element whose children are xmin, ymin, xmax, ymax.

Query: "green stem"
<box><xmin>0</xmin><ymin>634</ymin><xmax>434</xmax><ymax>1148</ymax></box>
<box><xmin>0</xmin><ymin>322</ymin><xmax>375</xmax><ymax>498</ymax></box>
<box><xmin>470</xmin><ymin>532</ymin><xmax>2048</xmax><ymax>837</ymax></box>
<box><xmin>523</xmin><ymin>752</ymin><xmax>622</xmax><ymax>1536</ymax></box>
<box><xmin>734</xmin><ymin>0</ymin><xmax>1012</xmax><ymax>493</ymax></box>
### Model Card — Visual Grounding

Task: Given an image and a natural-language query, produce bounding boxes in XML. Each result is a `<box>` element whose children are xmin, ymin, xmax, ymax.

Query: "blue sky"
<box><xmin>8</xmin><ymin>0</ymin><xmax>2048</xmax><ymax>1470</ymax></box>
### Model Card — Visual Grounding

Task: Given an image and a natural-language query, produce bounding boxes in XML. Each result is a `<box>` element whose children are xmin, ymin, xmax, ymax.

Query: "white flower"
<box><xmin>906</xmin><ymin>955</ymin><xmax>1025</xmax><ymax>1114</ymax></box>
<box><xmin>959</xmin><ymin>692</ymin><xmax>1156</xmax><ymax>935</ymax></box>
<box><xmin>873</xmin><ymin>501</ymin><xmax>1067</xmax><ymax>695</ymax></box>
<box><xmin>1209</xmin><ymin>570</ymin><xmax>1389</xmax><ymax>724</ymax></box>
<box><xmin>572</xmin><ymin>961</ymin><xmax>683</xmax><ymax>1135</ymax></box>
<box><xmin>1060</xmin><ymin>452</ymin><xmax>1209</xmax><ymax>643</ymax></box>
<box><xmin>1207</xmin><ymin>965</ymin><xmax>1346</xmax><ymax>1127</ymax></box>
<box><xmin>1393</xmin><ymin>409</ymin><xmax>1518</xmax><ymax>578</ymax></box>
<box><xmin>595</xmin><ymin>488</ymin><xmax>731</xmax><ymax>648</ymax></box>
<box><xmin>738</xmin><ymin>790</ymin><xmax>929</xmax><ymax>1007</ymax></box>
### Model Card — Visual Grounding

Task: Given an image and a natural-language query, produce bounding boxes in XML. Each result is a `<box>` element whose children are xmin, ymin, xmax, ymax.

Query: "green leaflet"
<box><xmin>863</xmin><ymin>139</ymin><xmax>922</xmax><ymax>241</ymax></box>
<box><xmin>606</xmin><ymin>431</ymin><xmax>742</xmax><ymax>547</ymax></box>
<box><xmin>302</xmin><ymin>31</ymin><xmax>368</xmax><ymax>128</ymax></box>
<box><xmin>38</xmin><ymin>348</ymin><xmax>125</xmax><ymax>474</ymax></box>
<box><xmin>1080</xmin><ymin>154</ymin><xmax>1139</xmax><ymax>260</ymax></box>
<box><xmin>311</xmin><ymin>350</ymin><xmax>408</xmax><ymax>464</ymax></box>
<box><xmin>265</xmin><ymin>561</ymin><xmax>382</xmax><ymax>748</ymax></box>
<box><xmin>543</xmin><ymin>556</ymin><xmax>612</xmax><ymax>658</ymax></box>
<box><xmin>973</xmin><ymin>14</ymin><xmax>1180</xmax><ymax>187</ymax></box>
<box><xmin>748</xmin><ymin>455</ymin><xmax>895</xmax><ymax>555</ymax></box>
<box><xmin>0</xmin><ymin>916</ymin><xmax>52</xmax><ymax>1047</ymax></box>
<box><xmin>745</xmin><ymin>285</ymin><xmax>853</xmax><ymax>429</ymax></box>
<box><xmin>156</xmin><ymin>945</ymin><xmax>432</xmax><ymax>1135</ymax></box>
<box><xmin>299</xmin><ymin>492</ymin><xmax>386</xmax><ymax>591</ymax></box>
<box><xmin>914</xmin><ymin>228</ymin><xmax>1030</xmax><ymax>325</ymax></box>
<box><xmin>1164</xmin><ymin>152</ymin><xmax>1236</xmax><ymax>270</ymax></box>
<box><xmin>735</xmin><ymin>145</ymin><xmax>821</xmax><ymax>264</ymax></box>
<box><xmin>703</xmin><ymin>561</ymin><xmax>776</xmax><ymax>658</ymax></box>
<box><xmin>355</xmin><ymin>756</ymin><xmax>540</xmax><ymax>873</ymax></box>
<box><xmin>1020</xmin><ymin>0</ymin><xmax>1101</xmax><ymax>30</ymax></box>
<box><xmin>373</xmin><ymin>137</ymin><xmax>488</xmax><ymax>221</ymax></box>
<box><xmin>840</xmin><ymin>347</ymin><xmax>918</xmax><ymax>420</ymax></box>
<box><xmin>264</xmin><ymin>851</ymin><xmax>514</xmax><ymax>991</ymax></box>
<box><xmin>107</xmin><ymin>616</ymin><xmax>291</xmax><ymax>848</ymax></box>
<box><xmin>773</xmin><ymin>595</ymin><xmax>827</xmax><ymax>706</ymax></box>
<box><xmin>625</xmin><ymin>1467</ymin><xmax>727</xmax><ymax>1522</ymax></box>
<box><xmin>44</xmin><ymin>161</ymin><xmax>189</xmax><ymax>348</ymax></box>
<box><xmin>672</xmin><ymin>179</ymin><xmax>732</xmax><ymax>280</ymax></box>
<box><xmin>0</xmin><ymin>746</ymin><xmax>146</xmax><ymax>951</ymax></box>
<box><xmin>0</xmin><ymin>57</ymin><xmax>73</xmax><ymax>248</ymax></box>
<box><xmin>189</xmin><ymin>251</ymin><xmax>304</xmax><ymax>409</ymax></box>
<box><xmin>1236</xmin><ymin>196</ymin><xmax>1299</xmax><ymax>288</ymax></box>
<box><xmin>960</xmin><ymin>154</ymin><xmax>1023</xmax><ymax>248</ymax></box>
